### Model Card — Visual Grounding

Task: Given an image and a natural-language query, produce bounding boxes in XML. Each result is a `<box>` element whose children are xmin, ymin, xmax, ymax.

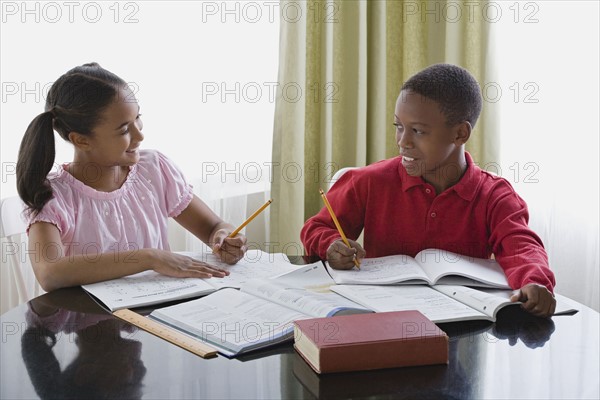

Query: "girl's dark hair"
<box><xmin>401</xmin><ymin>63</ymin><xmax>483</xmax><ymax>128</ymax></box>
<box><xmin>16</xmin><ymin>62</ymin><xmax>127</xmax><ymax>215</ymax></box>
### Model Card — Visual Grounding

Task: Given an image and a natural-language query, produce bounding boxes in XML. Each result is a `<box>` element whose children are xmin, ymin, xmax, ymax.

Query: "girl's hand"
<box><xmin>326</xmin><ymin>239</ymin><xmax>366</xmax><ymax>270</ymax></box>
<box><xmin>211</xmin><ymin>229</ymin><xmax>247</xmax><ymax>264</ymax></box>
<box><xmin>148</xmin><ymin>249</ymin><xmax>230</xmax><ymax>279</ymax></box>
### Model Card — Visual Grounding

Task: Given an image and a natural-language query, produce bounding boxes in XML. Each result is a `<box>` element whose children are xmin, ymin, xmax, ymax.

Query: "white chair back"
<box><xmin>0</xmin><ymin>196</ymin><xmax>27</xmax><ymax>237</ymax></box>
<box><xmin>328</xmin><ymin>167</ymin><xmax>358</xmax><ymax>190</ymax></box>
<box><xmin>0</xmin><ymin>196</ymin><xmax>44</xmax><ymax>314</ymax></box>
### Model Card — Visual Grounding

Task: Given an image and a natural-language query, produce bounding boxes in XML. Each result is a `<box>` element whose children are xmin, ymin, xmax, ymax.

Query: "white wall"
<box><xmin>491</xmin><ymin>1</ymin><xmax>599</xmax><ymax>310</ymax></box>
<box><xmin>1</xmin><ymin>1</ymin><xmax>279</xmax><ymax>199</ymax></box>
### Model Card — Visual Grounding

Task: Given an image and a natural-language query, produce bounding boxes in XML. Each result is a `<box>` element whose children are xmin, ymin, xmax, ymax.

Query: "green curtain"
<box><xmin>270</xmin><ymin>0</ymin><xmax>494</xmax><ymax>251</ymax></box>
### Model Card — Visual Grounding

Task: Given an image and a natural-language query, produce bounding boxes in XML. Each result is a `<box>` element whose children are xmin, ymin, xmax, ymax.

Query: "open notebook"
<box><xmin>81</xmin><ymin>250</ymin><xmax>300</xmax><ymax>311</ymax></box>
<box><xmin>326</xmin><ymin>249</ymin><xmax>511</xmax><ymax>289</ymax></box>
<box><xmin>148</xmin><ymin>262</ymin><xmax>371</xmax><ymax>356</ymax></box>
<box><xmin>331</xmin><ymin>284</ymin><xmax>578</xmax><ymax>323</ymax></box>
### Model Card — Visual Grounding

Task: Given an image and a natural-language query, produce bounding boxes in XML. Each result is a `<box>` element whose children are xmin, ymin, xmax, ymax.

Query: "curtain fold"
<box><xmin>271</xmin><ymin>0</ymin><xmax>494</xmax><ymax>250</ymax></box>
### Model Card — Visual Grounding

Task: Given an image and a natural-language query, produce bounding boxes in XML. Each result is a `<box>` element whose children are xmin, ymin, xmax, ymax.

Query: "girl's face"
<box><xmin>84</xmin><ymin>87</ymin><xmax>144</xmax><ymax>167</ymax></box>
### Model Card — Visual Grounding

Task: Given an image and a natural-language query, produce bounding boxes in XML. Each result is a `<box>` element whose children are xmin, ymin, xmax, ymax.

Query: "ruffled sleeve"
<box><xmin>155</xmin><ymin>150</ymin><xmax>194</xmax><ymax>217</ymax></box>
<box><xmin>27</xmin><ymin>196</ymin><xmax>69</xmax><ymax>234</ymax></box>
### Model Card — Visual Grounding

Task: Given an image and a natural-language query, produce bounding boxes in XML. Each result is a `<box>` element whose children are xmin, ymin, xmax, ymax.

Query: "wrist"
<box><xmin>523</xmin><ymin>281</ymin><xmax>555</xmax><ymax>295</ymax></box>
<box><xmin>210</xmin><ymin>224</ymin><xmax>233</xmax><ymax>244</ymax></box>
<box><xmin>137</xmin><ymin>249</ymin><xmax>156</xmax><ymax>272</ymax></box>
<box><xmin>323</xmin><ymin>236</ymin><xmax>342</xmax><ymax>259</ymax></box>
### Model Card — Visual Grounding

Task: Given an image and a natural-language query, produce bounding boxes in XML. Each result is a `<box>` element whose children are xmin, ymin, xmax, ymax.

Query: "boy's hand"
<box><xmin>326</xmin><ymin>239</ymin><xmax>366</xmax><ymax>270</ymax></box>
<box><xmin>211</xmin><ymin>229</ymin><xmax>247</xmax><ymax>264</ymax></box>
<box><xmin>510</xmin><ymin>283</ymin><xmax>556</xmax><ymax>317</ymax></box>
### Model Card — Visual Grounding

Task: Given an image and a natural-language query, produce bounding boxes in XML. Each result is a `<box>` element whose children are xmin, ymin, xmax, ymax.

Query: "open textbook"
<box><xmin>81</xmin><ymin>250</ymin><xmax>301</xmax><ymax>311</ymax></box>
<box><xmin>331</xmin><ymin>284</ymin><xmax>578</xmax><ymax>323</ymax></box>
<box><xmin>326</xmin><ymin>249</ymin><xmax>511</xmax><ymax>288</ymax></box>
<box><xmin>149</xmin><ymin>263</ymin><xmax>372</xmax><ymax>356</ymax></box>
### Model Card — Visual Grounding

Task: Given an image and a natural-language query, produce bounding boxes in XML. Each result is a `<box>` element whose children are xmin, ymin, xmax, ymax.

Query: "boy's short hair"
<box><xmin>401</xmin><ymin>63</ymin><xmax>483</xmax><ymax>127</ymax></box>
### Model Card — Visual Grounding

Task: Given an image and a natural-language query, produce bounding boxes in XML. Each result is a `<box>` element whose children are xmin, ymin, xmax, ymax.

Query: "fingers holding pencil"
<box><xmin>213</xmin><ymin>199</ymin><xmax>272</xmax><ymax>264</ymax></box>
<box><xmin>327</xmin><ymin>239</ymin><xmax>366</xmax><ymax>270</ymax></box>
<box><xmin>319</xmin><ymin>189</ymin><xmax>361</xmax><ymax>269</ymax></box>
<box><xmin>212</xmin><ymin>229</ymin><xmax>247</xmax><ymax>264</ymax></box>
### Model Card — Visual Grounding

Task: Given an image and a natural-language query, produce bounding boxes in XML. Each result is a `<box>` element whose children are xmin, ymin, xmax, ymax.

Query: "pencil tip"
<box><xmin>319</xmin><ymin>189</ymin><xmax>325</xmax><ymax>194</ymax></box>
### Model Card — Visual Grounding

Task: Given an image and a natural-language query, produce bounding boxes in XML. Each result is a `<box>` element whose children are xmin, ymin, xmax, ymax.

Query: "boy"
<box><xmin>301</xmin><ymin>64</ymin><xmax>556</xmax><ymax>317</ymax></box>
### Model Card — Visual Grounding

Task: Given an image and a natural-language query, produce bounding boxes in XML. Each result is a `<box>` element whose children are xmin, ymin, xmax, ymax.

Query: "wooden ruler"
<box><xmin>113</xmin><ymin>308</ymin><xmax>218</xmax><ymax>359</ymax></box>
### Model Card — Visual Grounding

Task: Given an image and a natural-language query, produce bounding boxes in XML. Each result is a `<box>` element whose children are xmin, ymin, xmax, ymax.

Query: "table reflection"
<box><xmin>3</xmin><ymin>287</ymin><xmax>591</xmax><ymax>400</ymax></box>
<box><xmin>22</xmin><ymin>298</ymin><xmax>146</xmax><ymax>399</ymax></box>
<box><xmin>491</xmin><ymin>306</ymin><xmax>556</xmax><ymax>348</ymax></box>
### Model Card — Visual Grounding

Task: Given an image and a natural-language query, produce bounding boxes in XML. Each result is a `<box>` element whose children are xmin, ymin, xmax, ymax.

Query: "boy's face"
<box><xmin>394</xmin><ymin>90</ymin><xmax>467</xmax><ymax>183</ymax></box>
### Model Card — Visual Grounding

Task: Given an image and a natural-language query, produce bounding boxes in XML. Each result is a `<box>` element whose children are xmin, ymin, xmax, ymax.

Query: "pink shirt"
<box><xmin>28</xmin><ymin>150</ymin><xmax>193</xmax><ymax>257</ymax></box>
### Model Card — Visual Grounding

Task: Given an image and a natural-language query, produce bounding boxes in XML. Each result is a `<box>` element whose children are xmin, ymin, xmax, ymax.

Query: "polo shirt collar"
<box><xmin>451</xmin><ymin>152</ymin><xmax>480</xmax><ymax>202</ymax></box>
<box><xmin>398</xmin><ymin>157</ymin><xmax>426</xmax><ymax>192</ymax></box>
<box><xmin>398</xmin><ymin>152</ymin><xmax>481</xmax><ymax>201</ymax></box>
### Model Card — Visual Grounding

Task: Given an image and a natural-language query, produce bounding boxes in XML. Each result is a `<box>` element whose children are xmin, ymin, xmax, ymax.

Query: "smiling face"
<box><xmin>86</xmin><ymin>87</ymin><xmax>144</xmax><ymax>167</ymax></box>
<box><xmin>394</xmin><ymin>90</ymin><xmax>471</xmax><ymax>192</ymax></box>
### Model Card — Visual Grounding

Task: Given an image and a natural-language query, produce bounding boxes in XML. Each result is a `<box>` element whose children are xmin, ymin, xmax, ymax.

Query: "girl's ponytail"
<box><xmin>17</xmin><ymin>110</ymin><xmax>57</xmax><ymax>216</ymax></box>
<box><xmin>16</xmin><ymin>62</ymin><xmax>128</xmax><ymax>216</ymax></box>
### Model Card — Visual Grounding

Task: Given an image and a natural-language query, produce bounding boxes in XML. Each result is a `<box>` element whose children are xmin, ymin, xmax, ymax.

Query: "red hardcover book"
<box><xmin>293</xmin><ymin>310</ymin><xmax>448</xmax><ymax>374</ymax></box>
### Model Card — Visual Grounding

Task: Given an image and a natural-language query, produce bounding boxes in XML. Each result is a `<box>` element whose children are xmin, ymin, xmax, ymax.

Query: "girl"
<box><xmin>17</xmin><ymin>63</ymin><xmax>247</xmax><ymax>292</ymax></box>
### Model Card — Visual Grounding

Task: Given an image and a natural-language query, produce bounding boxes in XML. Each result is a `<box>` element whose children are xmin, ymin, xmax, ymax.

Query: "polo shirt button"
<box><xmin>430</xmin><ymin>212</ymin><xmax>437</xmax><ymax>218</ymax></box>
<box><xmin>425</xmin><ymin>188</ymin><xmax>431</xmax><ymax>194</ymax></box>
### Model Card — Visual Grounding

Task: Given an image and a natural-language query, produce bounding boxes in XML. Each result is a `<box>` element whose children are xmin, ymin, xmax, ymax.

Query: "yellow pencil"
<box><xmin>229</xmin><ymin>199</ymin><xmax>273</xmax><ymax>237</ymax></box>
<box><xmin>319</xmin><ymin>189</ymin><xmax>360</xmax><ymax>269</ymax></box>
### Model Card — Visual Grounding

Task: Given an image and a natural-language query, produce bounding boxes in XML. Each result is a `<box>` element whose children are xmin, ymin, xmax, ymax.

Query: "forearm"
<box><xmin>302</xmin><ymin>174</ymin><xmax>365</xmax><ymax>258</ymax></box>
<box><xmin>34</xmin><ymin>249</ymin><xmax>154</xmax><ymax>292</ymax></box>
<box><xmin>488</xmin><ymin>186</ymin><xmax>556</xmax><ymax>292</ymax></box>
<box><xmin>174</xmin><ymin>195</ymin><xmax>237</xmax><ymax>246</ymax></box>
<box><xmin>494</xmin><ymin>235</ymin><xmax>556</xmax><ymax>292</ymax></box>
<box><xmin>300</xmin><ymin>215</ymin><xmax>343</xmax><ymax>259</ymax></box>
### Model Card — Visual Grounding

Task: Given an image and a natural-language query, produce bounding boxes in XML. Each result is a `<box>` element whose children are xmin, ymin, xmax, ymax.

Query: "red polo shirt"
<box><xmin>300</xmin><ymin>152</ymin><xmax>556</xmax><ymax>292</ymax></box>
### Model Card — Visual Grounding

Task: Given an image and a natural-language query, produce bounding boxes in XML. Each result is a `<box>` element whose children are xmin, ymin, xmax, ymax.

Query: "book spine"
<box><xmin>318</xmin><ymin>335</ymin><xmax>449</xmax><ymax>373</ymax></box>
